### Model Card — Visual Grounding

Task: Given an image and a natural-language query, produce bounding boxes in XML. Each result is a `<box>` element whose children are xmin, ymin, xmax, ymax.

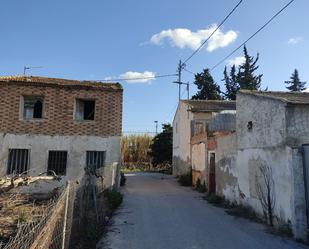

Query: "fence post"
<box><xmin>61</xmin><ymin>182</ymin><xmax>70</xmax><ymax>249</ymax></box>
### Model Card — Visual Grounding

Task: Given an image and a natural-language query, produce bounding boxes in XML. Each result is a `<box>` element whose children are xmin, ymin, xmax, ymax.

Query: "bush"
<box><xmin>204</xmin><ymin>193</ymin><xmax>224</xmax><ymax>205</ymax></box>
<box><xmin>225</xmin><ymin>205</ymin><xmax>261</xmax><ymax>222</ymax></box>
<box><xmin>178</xmin><ymin>171</ymin><xmax>192</xmax><ymax>186</ymax></box>
<box><xmin>120</xmin><ymin>172</ymin><xmax>126</xmax><ymax>186</ymax></box>
<box><xmin>195</xmin><ymin>179</ymin><xmax>207</xmax><ymax>193</ymax></box>
<box><xmin>106</xmin><ymin>190</ymin><xmax>123</xmax><ymax>211</ymax></box>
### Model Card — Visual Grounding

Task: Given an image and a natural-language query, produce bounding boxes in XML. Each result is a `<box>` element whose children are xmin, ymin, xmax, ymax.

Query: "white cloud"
<box><xmin>119</xmin><ymin>71</ymin><xmax>156</xmax><ymax>83</ymax></box>
<box><xmin>226</xmin><ymin>56</ymin><xmax>245</xmax><ymax>67</ymax></box>
<box><xmin>288</xmin><ymin>37</ymin><xmax>302</xmax><ymax>45</ymax></box>
<box><xmin>303</xmin><ymin>88</ymin><xmax>309</xmax><ymax>92</ymax></box>
<box><xmin>150</xmin><ymin>25</ymin><xmax>237</xmax><ymax>52</ymax></box>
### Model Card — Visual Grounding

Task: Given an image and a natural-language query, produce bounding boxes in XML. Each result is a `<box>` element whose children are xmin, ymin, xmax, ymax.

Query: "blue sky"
<box><xmin>0</xmin><ymin>0</ymin><xmax>308</xmax><ymax>134</ymax></box>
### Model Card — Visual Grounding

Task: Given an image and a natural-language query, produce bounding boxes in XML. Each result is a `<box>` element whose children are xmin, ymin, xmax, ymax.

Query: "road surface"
<box><xmin>98</xmin><ymin>172</ymin><xmax>307</xmax><ymax>249</ymax></box>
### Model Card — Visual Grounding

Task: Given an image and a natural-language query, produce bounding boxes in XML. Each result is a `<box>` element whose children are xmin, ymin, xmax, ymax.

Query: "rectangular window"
<box><xmin>23</xmin><ymin>96</ymin><xmax>43</xmax><ymax>119</ymax></box>
<box><xmin>75</xmin><ymin>99</ymin><xmax>95</xmax><ymax>121</ymax></box>
<box><xmin>194</xmin><ymin>121</ymin><xmax>205</xmax><ymax>135</ymax></box>
<box><xmin>7</xmin><ymin>149</ymin><xmax>30</xmax><ymax>175</ymax></box>
<box><xmin>47</xmin><ymin>151</ymin><xmax>68</xmax><ymax>175</ymax></box>
<box><xmin>86</xmin><ymin>151</ymin><xmax>106</xmax><ymax>170</ymax></box>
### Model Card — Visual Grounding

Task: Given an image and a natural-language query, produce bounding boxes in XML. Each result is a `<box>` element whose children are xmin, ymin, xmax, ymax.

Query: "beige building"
<box><xmin>172</xmin><ymin>99</ymin><xmax>236</xmax><ymax>182</ymax></box>
<box><xmin>0</xmin><ymin>76</ymin><xmax>123</xmax><ymax>189</ymax></box>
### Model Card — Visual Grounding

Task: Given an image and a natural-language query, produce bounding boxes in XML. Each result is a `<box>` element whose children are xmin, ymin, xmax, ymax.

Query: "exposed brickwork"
<box><xmin>0</xmin><ymin>81</ymin><xmax>123</xmax><ymax>137</ymax></box>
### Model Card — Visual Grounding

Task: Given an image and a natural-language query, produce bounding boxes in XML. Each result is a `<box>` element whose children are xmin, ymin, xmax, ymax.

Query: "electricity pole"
<box><xmin>173</xmin><ymin>60</ymin><xmax>190</xmax><ymax>100</ymax></box>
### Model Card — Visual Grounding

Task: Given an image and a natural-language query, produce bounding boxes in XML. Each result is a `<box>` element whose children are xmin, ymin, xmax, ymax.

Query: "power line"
<box><xmin>211</xmin><ymin>0</ymin><xmax>296</xmax><ymax>71</ymax></box>
<box><xmin>182</xmin><ymin>0</ymin><xmax>243</xmax><ymax>66</ymax></box>
<box><xmin>100</xmin><ymin>73</ymin><xmax>177</xmax><ymax>82</ymax></box>
<box><xmin>183</xmin><ymin>68</ymin><xmax>195</xmax><ymax>76</ymax></box>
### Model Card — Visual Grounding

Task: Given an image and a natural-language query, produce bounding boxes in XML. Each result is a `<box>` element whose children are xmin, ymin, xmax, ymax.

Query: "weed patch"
<box><xmin>225</xmin><ymin>205</ymin><xmax>262</xmax><ymax>223</ymax></box>
<box><xmin>106</xmin><ymin>190</ymin><xmax>123</xmax><ymax>211</ymax></box>
<box><xmin>178</xmin><ymin>171</ymin><xmax>192</xmax><ymax>186</ymax></box>
<box><xmin>204</xmin><ymin>193</ymin><xmax>224</xmax><ymax>206</ymax></box>
<box><xmin>195</xmin><ymin>179</ymin><xmax>207</xmax><ymax>193</ymax></box>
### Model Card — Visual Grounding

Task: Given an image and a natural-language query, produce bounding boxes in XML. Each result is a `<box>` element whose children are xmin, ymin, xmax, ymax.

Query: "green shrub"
<box><xmin>16</xmin><ymin>212</ymin><xmax>28</xmax><ymax>224</ymax></box>
<box><xmin>195</xmin><ymin>179</ymin><xmax>207</xmax><ymax>193</ymax></box>
<box><xmin>178</xmin><ymin>171</ymin><xmax>192</xmax><ymax>186</ymax></box>
<box><xmin>205</xmin><ymin>193</ymin><xmax>224</xmax><ymax>205</ymax></box>
<box><xmin>106</xmin><ymin>190</ymin><xmax>123</xmax><ymax>210</ymax></box>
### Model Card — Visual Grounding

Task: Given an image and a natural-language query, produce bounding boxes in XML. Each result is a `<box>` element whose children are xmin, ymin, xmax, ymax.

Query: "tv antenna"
<box><xmin>23</xmin><ymin>66</ymin><xmax>43</xmax><ymax>75</ymax></box>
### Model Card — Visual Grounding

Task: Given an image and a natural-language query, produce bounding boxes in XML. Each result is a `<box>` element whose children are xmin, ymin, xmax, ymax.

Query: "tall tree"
<box><xmin>285</xmin><ymin>69</ymin><xmax>306</xmax><ymax>92</ymax></box>
<box><xmin>192</xmin><ymin>68</ymin><xmax>222</xmax><ymax>100</ymax></box>
<box><xmin>149</xmin><ymin>124</ymin><xmax>172</xmax><ymax>167</ymax></box>
<box><xmin>237</xmin><ymin>45</ymin><xmax>263</xmax><ymax>90</ymax></box>
<box><xmin>222</xmin><ymin>65</ymin><xmax>239</xmax><ymax>100</ymax></box>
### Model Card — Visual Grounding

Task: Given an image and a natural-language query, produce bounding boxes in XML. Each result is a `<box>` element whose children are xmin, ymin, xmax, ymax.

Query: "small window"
<box><xmin>247</xmin><ymin>121</ymin><xmax>253</xmax><ymax>131</ymax></box>
<box><xmin>194</xmin><ymin>121</ymin><xmax>205</xmax><ymax>135</ymax></box>
<box><xmin>47</xmin><ymin>151</ymin><xmax>68</xmax><ymax>175</ymax></box>
<box><xmin>75</xmin><ymin>99</ymin><xmax>95</xmax><ymax>121</ymax></box>
<box><xmin>86</xmin><ymin>151</ymin><xmax>106</xmax><ymax>169</ymax></box>
<box><xmin>7</xmin><ymin>149</ymin><xmax>30</xmax><ymax>175</ymax></box>
<box><xmin>23</xmin><ymin>96</ymin><xmax>43</xmax><ymax>119</ymax></box>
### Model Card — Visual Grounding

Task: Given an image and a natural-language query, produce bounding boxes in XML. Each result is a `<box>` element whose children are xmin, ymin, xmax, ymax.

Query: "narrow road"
<box><xmin>98</xmin><ymin>172</ymin><xmax>307</xmax><ymax>249</ymax></box>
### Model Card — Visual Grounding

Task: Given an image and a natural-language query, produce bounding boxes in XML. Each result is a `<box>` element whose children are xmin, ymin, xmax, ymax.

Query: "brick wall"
<box><xmin>0</xmin><ymin>83</ymin><xmax>123</xmax><ymax>137</ymax></box>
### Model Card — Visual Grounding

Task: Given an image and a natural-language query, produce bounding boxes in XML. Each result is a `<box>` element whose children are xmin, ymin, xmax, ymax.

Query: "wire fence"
<box><xmin>0</xmin><ymin>183</ymin><xmax>75</xmax><ymax>249</ymax></box>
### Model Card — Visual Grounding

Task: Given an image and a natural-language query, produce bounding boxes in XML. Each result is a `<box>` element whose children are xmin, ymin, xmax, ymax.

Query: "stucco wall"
<box><xmin>0</xmin><ymin>133</ymin><xmax>121</xmax><ymax>189</ymax></box>
<box><xmin>191</xmin><ymin>141</ymin><xmax>206</xmax><ymax>185</ymax></box>
<box><xmin>236</xmin><ymin>92</ymin><xmax>308</xmax><ymax>238</ymax></box>
<box><xmin>215</xmin><ymin>132</ymin><xmax>238</xmax><ymax>202</ymax></box>
<box><xmin>286</xmin><ymin>105</ymin><xmax>309</xmax><ymax>146</ymax></box>
<box><xmin>237</xmin><ymin>93</ymin><xmax>286</xmax><ymax>149</ymax></box>
<box><xmin>172</xmin><ymin>101</ymin><xmax>192</xmax><ymax>176</ymax></box>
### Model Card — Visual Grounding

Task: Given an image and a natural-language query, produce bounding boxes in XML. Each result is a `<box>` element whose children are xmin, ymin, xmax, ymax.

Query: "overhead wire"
<box><xmin>99</xmin><ymin>73</ymin><xmax>177</xmax><ymax>82</ymax></box>
<box><xmin>211</xmin><ymin>0</ymin><xmax>296</xmax><ymax>71</ymax></box>
<box><xmin>182</xmin><ymin>0</ymin><xmax>243</xmax><ymax>66</ymax></box>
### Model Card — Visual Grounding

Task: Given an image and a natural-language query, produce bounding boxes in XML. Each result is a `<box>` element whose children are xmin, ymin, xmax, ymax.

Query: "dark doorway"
<box><xmin>209</xmin><ymin>152</ymin><xmax>216</xmax><ymax>194</ymax></box>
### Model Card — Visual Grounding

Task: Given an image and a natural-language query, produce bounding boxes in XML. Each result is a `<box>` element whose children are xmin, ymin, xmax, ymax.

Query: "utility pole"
<box><xmin>173</xmin><ymin>60</ymin><xmax>190</xmax><ymax>100</ymax></box>
<box><xmin>154</xmin><ymin>121</ymin><xmax>158</xmax><ymax>135</ymax></box>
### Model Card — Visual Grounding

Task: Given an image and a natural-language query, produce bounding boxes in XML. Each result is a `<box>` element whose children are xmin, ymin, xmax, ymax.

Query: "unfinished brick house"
<box><xmin>0</xmin><ymin>76</ymin><xmax>123</xmax><ymax>189</ymax></box>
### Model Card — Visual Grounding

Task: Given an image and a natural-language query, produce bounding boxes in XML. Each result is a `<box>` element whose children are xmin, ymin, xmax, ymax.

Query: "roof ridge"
<box><xmin>0</xmin><ymin>75</ymin><xmax>122</xmax><ymax>90</ymax></box>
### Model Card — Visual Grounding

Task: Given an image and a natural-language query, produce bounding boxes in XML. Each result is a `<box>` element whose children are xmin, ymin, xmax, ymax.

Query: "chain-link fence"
<box><xmin>0</xmin><ymin>183</ymin><xmax>75</xmax><ymax>249</ymax></box>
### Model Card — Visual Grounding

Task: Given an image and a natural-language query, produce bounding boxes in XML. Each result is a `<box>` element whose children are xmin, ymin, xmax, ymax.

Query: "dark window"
<box><xmin>86</xmin><ymin>151</ymin><xmax>106</xmax><ymax>170</ymax></box>
<box><xmin>75</xmin><ymin>99</ymin><xmax>95</xmax><ymax>121</ymax></box>
<box><xmin>7</xmin><ymin>149</ymin><xmax>29</xmax><ymax>175</ymax></box>
<box><xmin>23</xmin><ymin>97</ymin><xmax>43</xmax><ymax>119</ymax></box>
<box><xmin>47</xmin><ymin>151</ymin><xmax>68</xmax><ymax>175</ymax></box>
<box><xmin>247</xmin><ymin>121</ymin><xmax>253</xmax><ymax>131</ymax></box>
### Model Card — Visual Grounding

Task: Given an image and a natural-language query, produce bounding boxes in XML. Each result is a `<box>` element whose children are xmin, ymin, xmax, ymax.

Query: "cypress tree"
<box><xmin>237</xmin><ymin>45</ymin><xmax>263</xmax><ymax>90</ymax></box>
<box><xmin>192</xmin><ymin>68</ymin><xmax>222</xmax><ymax>100</ymax></box>
<box><xmin>285</xmin><ymin>69</ymin><xmax>306</xmax><ymax>92</ymax></box>
<box><xmin>222</xmin><ymin>65</ymin><xmax>239</xmax><ymax>100</ymax></box>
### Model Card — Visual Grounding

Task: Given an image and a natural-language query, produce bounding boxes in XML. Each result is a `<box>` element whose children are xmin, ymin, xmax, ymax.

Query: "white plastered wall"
<box><xmin>0</xmin><ymin>133</ymin><xmax>121</xmax><ymax>189</ymax></box>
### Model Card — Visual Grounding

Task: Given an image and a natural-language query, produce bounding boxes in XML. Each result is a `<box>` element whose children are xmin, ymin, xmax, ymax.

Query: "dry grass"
<box><xmin>0</xmin><ymin>193</ymin><xmax>55</xmax><ymax>245</ymax></box>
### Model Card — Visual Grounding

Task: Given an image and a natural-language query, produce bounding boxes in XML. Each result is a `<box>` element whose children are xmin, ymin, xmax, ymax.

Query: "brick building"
<box><xmin>0</xmin><ymin>76</ymin><xmax>123</xmax><ymax>189</ymax></box>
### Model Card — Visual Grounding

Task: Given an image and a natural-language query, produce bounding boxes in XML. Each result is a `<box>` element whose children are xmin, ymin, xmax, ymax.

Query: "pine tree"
<box><xmin>237</xmin><ymin>45</ymin><xmax>263</xmax><ymax>90</ymax></box>
<box><xmin>285</xmin><ymin>69</ymin><xmax>306</xmax><ymax>92</ymax></box>
<box><xmin>222</xmin><ymin>65</ymin><xmax>239</xmax><ymax>100</ymax></box>
<box><xmin>192</xmin><ymin>68</ymin><xmax>222</xmax><ymax>100</ymax></box>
